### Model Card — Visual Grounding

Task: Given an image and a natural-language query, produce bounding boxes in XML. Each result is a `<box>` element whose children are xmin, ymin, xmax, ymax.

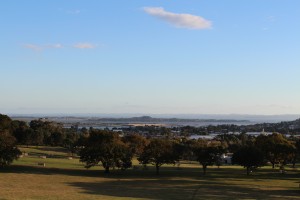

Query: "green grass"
<box><xmin>1</xmin><ymin>146</ymin><xmax>300</xmax><ymax>200</ymax></box>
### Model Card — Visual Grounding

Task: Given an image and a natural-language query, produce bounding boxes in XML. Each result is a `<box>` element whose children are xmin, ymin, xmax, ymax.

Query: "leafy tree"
<box><xmin>0</xmin><ymin>131</ymin><xmax>21</xmax><ymax>167</ymax></box>
<box><xmin>216</xmin><ymin>134</ymin><xmax>242</xmax><ymax>153</ymax></box>
<box><xmin>63</xmin><ymin>130</ymin><xmax>80</xmax><ymax>156</ymax></box>
<box><xmin>193</xmin><ymin>140</ymin><xmax>224</xmax><ymax>175</ymax></box>
<box><xmin>23</xmin><ymin>128</ymin><xmax>35</xmax><ymax>147</ymax></box>
<box><xmin>11</xmin><ymin>120</ymin><xmax>29</xmax><ymax>144</ymax></box>
<box><xmin>256</xmin><ymin>133</ymin><xmax>295</xmax><ymax>168</ymax></box>
<box><xmin>179</xmin><ymin>139</ymin><xmax>198</xmax><ymax>161</ymax></box>
<box><xmin>123</xmin><ymin>134</ymin><xmax>149</xmax><ymax>156</ymax></box>
<box><xmin>160</xmin><ymin>127</ymin><xmax>172</xmax><ymax>137</ymax></box>
<box><xmin>48</xmin><ymin>131</ymin><xmax>66</xmax><ymax>146</ymax></box>
<box><xmin>232</xmin><ymin>146</ymin><xmax>264</xmax><ymax>175</ymax></box>
<box><xmin>291</xmin><ymin>139</ymin><xmax>300</xmax><ymax>168</ymax></box>
<box><xmin>79</xmin><ymin>130</ymin><xmax>132</xmax><ymax>173</ymax></box>
<box><xmin>138</xmin><ymin>138</ymin><xmax>178</xmax><ymax>175</ymax></box>
<box><xmin>30</xmin><ymin>119</ymin><xmax>64</xmax><ymax>146</ymax></box>
<box><xmin>29</xmin><ymin>120</ymin><xmax>45</xmax><ymax>130</ymax></box>
<box><xmin>0</xmin><ymin>114</ymin><xmax>12</xmax><ymax>132</ymax></box>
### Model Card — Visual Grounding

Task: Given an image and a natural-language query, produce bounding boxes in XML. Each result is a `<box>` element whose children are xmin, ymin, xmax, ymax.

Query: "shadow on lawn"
<box><xmin>67</xmin><ymin>178</ymin><xmax>300</xmax><ymax>200</ymax></box>
<box><xmin>3</xmin><ymin>165</ymin><xmax>300</xmax><ymax>199</ymax></box>
<box><xmin>2</xmin><ymin>165</ymin><xmax>102</xmax><ymax>177</ymax></box>
<box><xmin>4</xmin><ymin>165</ymin><xmax>300</xmax><ymax>180</ymax></box>
<box><xmin>30</xmin><ymin>146</ymin><xmax>69</xmax><ymax>154</ymax></box>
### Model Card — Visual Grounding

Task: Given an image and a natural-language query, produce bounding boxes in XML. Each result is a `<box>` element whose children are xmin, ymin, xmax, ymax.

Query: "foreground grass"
<box><xmin>0</xmin><ymin>146</ymin><xmax>300</xmax><ymax>200</ymax></box>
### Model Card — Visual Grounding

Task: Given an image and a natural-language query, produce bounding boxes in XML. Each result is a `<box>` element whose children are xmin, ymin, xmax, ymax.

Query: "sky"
<box><xmin>1</xmin><ymin>0</ymin><xmax>300</xmax><ymax>115</ymax></box>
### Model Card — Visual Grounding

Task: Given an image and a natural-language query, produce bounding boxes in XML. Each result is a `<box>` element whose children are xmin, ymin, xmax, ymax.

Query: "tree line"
<box><xmin>1</xmin><ymin>114</ymin><xmax>300</xmax><ymax>176</ymax></box>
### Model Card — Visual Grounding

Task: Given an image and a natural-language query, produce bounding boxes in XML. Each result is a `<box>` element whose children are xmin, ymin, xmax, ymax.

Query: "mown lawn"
<box><xmin>0</xmin><ymin>146</ymin><xmax>300</xmax><ymax>200</ymax></box>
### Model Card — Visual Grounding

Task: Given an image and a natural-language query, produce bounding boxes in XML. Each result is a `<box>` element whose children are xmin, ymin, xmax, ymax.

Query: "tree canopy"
<box><xmin>232</xmin><ymin>146</ymin><xmax>264</xmax><ymax>175</ymax></box>
<box><xmin>256</xmin><ymin>133</ymin><xmax>295</xmax><ymax>168</ymax></box>
<box><xmin>0</xmin><ymin>131</ymin><xmax>21</xmax><ymax>167</ymax></box>
<box><xmin>138</xmin><ymin>138</ymin><xmax>178</xmax><ymax>174</ymax></box>
<box><xmin>193</xmin><ymin>140</ymin><xmax>224</xmax><ymax>175</ymax></box>
<box><xmin>79</xmin><ymin>130</ymin><xmax>132</xmax><ymax>173</ymax></box>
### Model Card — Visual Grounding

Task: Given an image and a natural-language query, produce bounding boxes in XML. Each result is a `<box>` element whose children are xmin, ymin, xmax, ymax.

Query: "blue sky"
<box><xmin>1</xmin><ymin>0</ymin><xmax>300</xmax><ymax>115</ymax></box>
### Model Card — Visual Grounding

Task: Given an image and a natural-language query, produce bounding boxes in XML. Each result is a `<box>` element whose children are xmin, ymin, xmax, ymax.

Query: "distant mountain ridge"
<box><xmin>10</xmin><ymin>114</ymin><xmax>300</xmax><ymax>123</ymax></box>
<box><xmin>85</xmin><ymin>116</ymin><xmax>249</xmax><ymax>123</ymax></box>
<box><xmin>9</xmin><ymin>114</ymin><xmax>300</xmax><ymax>128</ymax></box>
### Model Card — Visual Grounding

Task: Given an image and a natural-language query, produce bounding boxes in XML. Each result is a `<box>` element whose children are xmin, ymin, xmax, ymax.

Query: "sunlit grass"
<box><xmin>1</xmin><ymin>146</ymin><xmax>300</xmax><ymax>200</ymax></box>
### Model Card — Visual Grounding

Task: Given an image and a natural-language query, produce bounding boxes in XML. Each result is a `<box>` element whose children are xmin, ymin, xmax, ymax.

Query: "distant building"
<box><xmin>245</xmin><ymin>130</ymin><xmax>273</xmax><ymax>137</ymax></box>
<box><xmin>221</xmin><ymin>153</ymin><xmax>232</xmax><ymax>164</ymax></box>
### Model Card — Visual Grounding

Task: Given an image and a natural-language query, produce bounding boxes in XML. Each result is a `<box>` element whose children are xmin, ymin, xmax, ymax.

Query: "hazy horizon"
<box><xmin>7</xmin><ymin>112</ymin><xmax>300</xmax><ymax>123</ymax></box>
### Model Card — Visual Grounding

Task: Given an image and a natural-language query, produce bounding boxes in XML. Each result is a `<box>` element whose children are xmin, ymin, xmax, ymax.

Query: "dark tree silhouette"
<box><xmin>193</xmin><ymin>140</ymin><xmax>224</xmax><ymax>175</ymax></box>
<box><xmin>256</xmin><ymin>133</ymin><xmax>295</xmax><ymax>168</ymax></box>
<box><xmin>138</xmin><ymin>138</ymin><xmax>178</xmax><ymax>175</ymax></box>
<box><xmin>0</xmin><ymin>131</ymin><xmax>21</xmax><ymax>167</ymax></box>
<box><xmin>232</xmin><ymin>146</ymin><xmax>264</xmax><ymax>175</ymax></box>
<box><xmin>79</xmin><ymin>130</ymin><xmax>132</xmax><ymax>173</ymax></box>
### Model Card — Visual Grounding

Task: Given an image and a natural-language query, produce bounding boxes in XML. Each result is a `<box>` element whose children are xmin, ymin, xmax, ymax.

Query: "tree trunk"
<box><xmin>105</xmin><ymin>166</ymin><xmax>110</xmax><ymax>173</ymax></box>
<box><xmin>156</xmin><ymin>164</ymin><xmax>160</xmax><ymax>175</ymax></box>
<box><xmin>272</xmin><ymin>162</ymin><xmax>275</xmax><ymax>169</ymax></box>
<box><xmin>246</xmin><ymin>167</ymin><xmax>250</xmax><ymax>176</ymax></box>
<box><xmin>292</xmin><ymin>160</ymin><xmax>296</xmax><ymax>168</ymax></box>
<box><xmin>203</xmin><ymin>165</ymin><xmax>207</xmax><ymax>175</ymax></box>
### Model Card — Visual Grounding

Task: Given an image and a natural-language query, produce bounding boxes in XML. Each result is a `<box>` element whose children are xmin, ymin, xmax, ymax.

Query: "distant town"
<box><xmin>10</xmin><ymin>115</ymin><xmax>300</xmax><ymax>140</ymax></box>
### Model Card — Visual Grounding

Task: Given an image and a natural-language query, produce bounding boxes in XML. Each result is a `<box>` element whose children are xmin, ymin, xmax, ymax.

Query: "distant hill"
<box><xmin>84</xmin><ymin>116</ymin><xmax>249</xmax><ymax>123</ymax></box>
<box><xmin>10</xmin><ymin>113</ymin><xmax>300</xmax><ymax>123</ymax></box>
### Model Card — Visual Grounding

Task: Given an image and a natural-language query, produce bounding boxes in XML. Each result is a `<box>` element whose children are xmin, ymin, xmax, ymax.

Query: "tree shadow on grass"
<box><xmin>1</xmin><ymin>165</ymin><xmax>101</xmax><ymax>177</ymax></box>
<box><xmin>67</xmin><ymin>178</ymin><xmax>300</xmax><ymax>200</ymax></box>
<box><xmin>2</xmin><ymin>165</ymin><xmax>300</xmax><ymax>199</ymax></box>
<box><xmin>3</xmin><ymin>165</ymin><xmax>300</xmax><ymax>181</ymax></box>
<box><xmin>30</xmin><ymin>146</ymin><xmax>69</xmax><ymax>154</ymax></box>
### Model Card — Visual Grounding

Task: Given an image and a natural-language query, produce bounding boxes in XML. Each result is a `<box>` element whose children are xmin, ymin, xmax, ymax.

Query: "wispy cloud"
<box><xmin>266</xmin><ymin>15</ymin><xmax>276</xmax><ymax>22</ymax></box>
<box><xmin>23</xmin><ymin>44</ymin><xmax>43</xmax><ymax>51</ymax></box>
<box><xmin>23</xmin><ymin>42</ymin><xmax>98</xmax><ymax>51</ymax></box>
<box><xmin>67</xmin><ymin>9</ymin><xmax>81</xmax><ymax>15</ymax></box>
<box><xmin>23</xmin><ymin>43</ymin><xmax>63</xmax><ymax>51</ymax></box>
<box><xmin>143</xmin><ymin>7</ymin><xmax>212</xmax><ymax>30</ymax></box>
<box><xmin>73</xmin><ymin>43</ymin><xmax>96</xmax><ymax>49</ymax></box>
<box><xmin>46</xmin><ymin>43</ymin><xmax>63</xmax><ymax>49</ymax></box>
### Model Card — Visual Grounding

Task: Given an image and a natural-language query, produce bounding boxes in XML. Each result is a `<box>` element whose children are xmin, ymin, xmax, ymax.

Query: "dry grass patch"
<box><xmin>1</xmin><ymin>146</ymin><xmax>300</xmax><ymax>200</ymax></box>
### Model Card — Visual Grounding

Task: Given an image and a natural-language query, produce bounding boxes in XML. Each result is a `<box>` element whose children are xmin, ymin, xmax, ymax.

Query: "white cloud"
<box><xmin>47</xmin><ymin>43</ymin><xmax>63</xmax><ymax>49</ymax></box>
<box><xmin>73</xmin><ymin>43</ymin><xmax>96</xmax><ymax>49</ymax></box>
<box><xmin>23</xmin><ymin>44</ymin><xmax>43</xmax><ymax>51</ymax></box>
<box><xmin>23</xmin><ymin>43</ymin><xmax>96</xmax><ymax>51</ymax></box>
<box><xmin>267</xmin><ymin>15</ymin><xmax>276</xmax><ymax>22</ymax></box>
<box><xmin>143</xmin><ymin>7</ymin><xmax>212</xmax><ymax>30</ymax></box>
<box><xmin>67</xmin><ymin>10</ymin><xmax>81</xmax><ymax>15</ymax></box>
<box><xmin>23</xmin><ymin>43</ymin><xmax>63</xmax><ymax>51</ymax></box>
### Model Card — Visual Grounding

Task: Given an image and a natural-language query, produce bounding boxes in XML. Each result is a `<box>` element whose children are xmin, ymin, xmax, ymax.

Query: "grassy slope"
<box><xmin>0</xmin><ymin>146</ymin><xmax>300</xmax><ymax>200</ymax></box>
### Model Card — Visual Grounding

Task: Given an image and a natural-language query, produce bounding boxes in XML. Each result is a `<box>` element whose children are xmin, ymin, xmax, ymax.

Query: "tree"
<box><xmin>79</xmin><ymin>130</ymin><xmax>132</xmax><ymax>173</ymax></box>
<box><xmin>0</xmin><ymin>114</ymin><xmax>12</xmax><ymax>132</ymax></box>
<box><xmin>0</xmin><ymin>131</ymin><xmax>21</xmax><ymax>167</ymax></box>
<box><xmin>138</xmin><ymin>138</ymin><xmax>178</xmax><ymax>175</ymax></box>
<box><xmin>193</xmin><ymin>140</ymin><xmax>224</xmax><ymax>175</ymax></box>
<box><xmin>291</xmin><ymin>139</ymin><xmax>300</xmax><ymax>168</ymax></box>
<box><xmin>48</xmin><ymin>131</ymin><xmax>66</xmax><ymax>146</ymax></box>
<box><xmin>11</xmin><ymin>120</ymin><xmax>29</xmax><ymax>144</ymax></box>
<box><xmin>256</xmin><ymin>133</ymin><xmax>295</xmax><ymax>168</ymax></box>
<box><xmin>123</xmin><ymin>134</ymin><xmax>149</xmax><ymax>156</ymax></box>
<box><xmin>232</xmin><ymin>146</ymin><xmax>264</xmax><ymax>175</ymax></box>
<box><xmin>63</xmin><ymin>130</ymin><xmax>80</xmax><ymax>156</ymax></box>
<box><xmin>216</xmin><ymin>134</ymin><xmax>245</xmax><ymax>154</ymax></box>
<box><xmin>29</xmin><ymin>119</ymin><xmax>64</xmax><ymax>146</ymax></box>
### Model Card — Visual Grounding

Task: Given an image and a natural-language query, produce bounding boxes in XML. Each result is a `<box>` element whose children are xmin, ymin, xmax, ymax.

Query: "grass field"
<box><xmin>1</xmin><ymin>146</ymin><xmax>300</xmax><ymax>200</ymax></box>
